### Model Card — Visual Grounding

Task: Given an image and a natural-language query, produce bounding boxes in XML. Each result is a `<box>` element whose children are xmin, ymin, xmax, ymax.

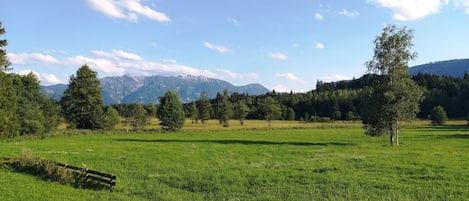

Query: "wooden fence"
<box><xmin>1</xmin><ymin>157</ymin><xmax>116</xmax><ymax>190</ymax></box>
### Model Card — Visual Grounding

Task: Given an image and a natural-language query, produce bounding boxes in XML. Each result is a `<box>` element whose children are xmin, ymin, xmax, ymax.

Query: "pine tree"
<box><xmin>0</xmin><ymin>22</ymin><xmax>11</xmax><ymax>71</ymax></box>
<box><xmin>104</xmin><ymin>106</ymin><xmax>121</xmax><ymax>130</ymax></box>
<box><xmin>0</xmin><ymin>71</ymin><xmax>18</xmax><ymax>138</ymax></box>
<box><xmin>157</xmin><ymin>91</ymin><xmax>185</xmax><ymax>131</ymax></box>
<box><xmin>198</xmin><ymin>91</ymin><xmax>211</xmax><ymax>127</ymax></box>
<box><xmin>14</xmin><ymin>73</ymin><xmax>46</xmax><ymax>135</ymax></box>
<box><xmin>190</xmin><ymin>101</ymin><xmax>199</xmax><ymax>123</ymax></box>
<box><xmin>130</xmin><ymin>103</ymin><xmax>149</xmax><ymax>131</ymax></box>
<box><xmin>234</xmin><ymin>100</ymin><xmax>250</xmax><ymax>125</ymax></box>
<box><xmin>218</xmin><ymin>89</ymin><xmax>232</xmax><ymax>127</ymax></box>
<box><xmin>61</xmin><ymin>65</ymin><xmax>105</xmax><ymax>129</ymax></box>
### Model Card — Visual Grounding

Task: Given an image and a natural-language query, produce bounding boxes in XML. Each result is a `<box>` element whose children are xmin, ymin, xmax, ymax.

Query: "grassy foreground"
<box><xmin>1</xmin><ymin>121</ymin><xmax>468</xmax><ymax>200</ymax></box>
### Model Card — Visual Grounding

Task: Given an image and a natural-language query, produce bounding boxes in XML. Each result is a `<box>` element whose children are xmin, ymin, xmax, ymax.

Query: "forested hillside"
<box><xmin>409</xmin><ymin>59</ymin><xmax>469</xmax><ymax>77</ymax></box>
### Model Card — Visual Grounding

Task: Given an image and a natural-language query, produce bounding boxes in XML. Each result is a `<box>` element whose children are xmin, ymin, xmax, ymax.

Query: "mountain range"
<box><xmin>41</xmin><ymin>59</ymin><xmax>469</xmax><ymax>105</ymax></box>
<box><xmin>41</xmin><ymin>75</ymin><xmax>269</xmax><ymax>105</ymax></box>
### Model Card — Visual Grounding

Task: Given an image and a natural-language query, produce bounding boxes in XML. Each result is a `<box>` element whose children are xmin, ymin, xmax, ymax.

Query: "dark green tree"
<box><xmin>234</xmin><ymin>100</ymin><xmax>250</xmax><ymax>125</ymax></box>
<box><xmin>60</xmin><ymin>65</ymin><xmax>105</xmax><ymax>129</ymax></box>
<box><xmin>157</xmin><ymin>91</ymin><xmax>185</xmax><ymax>131</ymax></box>
<box><xmin>189</xmin><ymin>101</ymin><xmax>199</xmax><ymax>123</ymax></box>
<box><xmin>0</xmin><ymin>71</ymin><xmax>17</xmax><ymax>138</ymax></box>
<box><xmin>364</xmin><ymin>25</ymin><xmax>424</xmax><ymax>146</ymax></box>
<box><xmin>0</xmin><ymin>22</ymin><xmax>17</xmax><ymax>138</ymax></box>
<box><xmin>218</xmin><ymin>89</ymin><xmax>232</xmax><ymax>127</ymax></box>
<box><xmin>104</xmin><ymin>106</ymin><xmax>121</xmax><ymax>130</ymax></box>
<box><xmin>198</xmin><ymin>91</ymin><xmax>211</xmax><ymax>127</ymax></box>
<box><xmin>263</xmin><ymin>96</ymin><xmax>282</xmax><ymax>127</ymax></box>
<box><xmin>0</xmin><ymin>22</ymin><xmax>11</xmax><ymax>71</ymax></box>
<box><xmin>14</xmin><ymin>73</ymin><xmax>46</xmax><ymax>135</ymax></box>
<box><xmin>130</xmin><ymin>103</ymin><xmax>149</xmax><ymax>130</ymax></box>
<box><xmin>430</xmin><ymin>105</ymin><xmax>447</xmax><ymax>126</ymax></box>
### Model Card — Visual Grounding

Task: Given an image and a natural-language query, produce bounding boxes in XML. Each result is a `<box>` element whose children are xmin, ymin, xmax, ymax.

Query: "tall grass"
<box><xmin>1</xmin><ymin>121</ymin><xmax>468</xmax><ymax>200</ymax></box>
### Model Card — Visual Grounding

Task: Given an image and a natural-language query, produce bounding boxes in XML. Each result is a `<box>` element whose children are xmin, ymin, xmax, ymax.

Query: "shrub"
<box><xmin>430</xmin><ymin>105</ymin><xmax>447</xmax><ymax>126</ymax></box>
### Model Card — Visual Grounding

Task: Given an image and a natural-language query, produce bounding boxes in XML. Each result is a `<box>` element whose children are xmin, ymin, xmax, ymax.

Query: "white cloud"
<box><xmin>275</xmin><ymin>73</ymin><xmax>301</xmax><ymax>81</ymax></box>
<box><xmin>319</xmin><ymin>74</ymin><xmax>353</xmax><ymax>82</ymax></box>
<box><xmin>226</xmin><ymin>18</ymin><xmax>239</xmax><ymax>25</ymax></box>
<box><xmin>338</xmin><ymin>9</ymin><xmax>360</xmax><ymax>17</ymax></box>
<box><xmin>272</xmin><ymin>85</ymin><xmax>305</xmax><ymax>93</ymax></box>
<box><xmin>8</xmin><ymin>52</ymin><xmax>59</xmax><ymax>65</ymax></box>
<box><xmin>17</xmin><ymin>70</ymin><xmax>64</xmax><ymax>85</ymax></box>
<box><xmin>455</xmin><ymin>0</ymin><xmax>469</xmax><ymax>14</ymax></box>
<box><xmin>268</xmin><ymin>52</ymin><xmax>288</xmax><ymax>60</ymax></box>
<box><xmin>66</xmin><ymin>55</ymin><xmax>125</xmax><ymax>74</ymax></box>
<box><xmin>217</xmin><ymin>69</ymin><xmax>258</xmax><ymax>79</ymax></box>
<box><xmin>314</xmin><ymin>12</ymin><xmax>324</xmax><ymax>20</ymax></box>
<box><xmin>160</xmin><ymin>58</ymin><xmax>177</xmax><ymax>63</ymax></box>
<box><xmin>369</xmin><ymin>0</ymin><xmax>442</xmax><ymax>21</ymax></box>
<box><xmin>112</xmin><ymin>50</ymin><xmax>143</xmax><ymax>60</ymax></box>
<box><xmin>41</xmin><ymin>73</ymin><xmax>63</xmax><ymax>85</ymax></box>
<box><xmin>9</xmin><ymin>49</ymin><xmax>219</xmax><ymax>82</ymax></box>
<box><xmin>203</xmin><ymin>42</ymin><xmax>233</xmax><ymax>54</ymax></box>
<box><xmin>87</xmin><ymin>0</ymin><xmax>170</xmax><ymax>23</ymax></box>
<box><xmin>314</xmin><ymin>42</ymin><xmax>325</xmax><ymax>49</ymax></box>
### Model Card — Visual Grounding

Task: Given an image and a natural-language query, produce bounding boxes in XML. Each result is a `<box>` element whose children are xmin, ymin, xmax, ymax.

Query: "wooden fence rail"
<box><xmin>1</xmin><ymin>157</ymin><xmax>116</xmax><ymax>190</ymax></box>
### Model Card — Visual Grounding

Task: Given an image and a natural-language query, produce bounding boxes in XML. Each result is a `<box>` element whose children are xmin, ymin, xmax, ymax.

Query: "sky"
<box><xmin>1</xmin><ymin>0</ymin><xmax>469</xmax><ymax>92</ymax></box>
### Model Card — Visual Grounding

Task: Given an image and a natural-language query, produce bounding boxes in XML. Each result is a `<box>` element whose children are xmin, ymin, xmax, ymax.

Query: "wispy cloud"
<box><xmin>275</xmin><ymin>73</ymin><xmax>301</xmax><ymax>81</ymax></box>
<box><xmin>217</xmin><ymin>69</ymin><xmax>258</xmax><ymax>79</ymax></box>
<box><xmin>87</xmin><ymin>0</ymin><xmax>170</xmax><ymax>23</ymax></box>
<box><xmin>10</xmin><ymin>50</ymin><xmax>219</xmax><ymax>80</ymax></box>
<box><xmin>369</xmin><ymin>0</ymin><xmax>442</xmax><ymax>21</ymax></box>
<box><xmin>268</xmin><ymin>52</ymin><xmax>288</xmax><ymax>60</ymax></box>
<box><xmin>319</xmin><ymin>74</ymin><xmax>353</xmax><ymax>82</ymax></box>
<box><xmin>314</xmin><ymin>12</ymin><xmax>324</xmax><ymax>20</ymax></box>
<box><xmin>455</xmin><ymin>0</ymin><xmax>469</xmax><ymax>14</ymax></box>
<box><xmin>7</xmin><ymin>52</ymin><xmax>59</xmax><ymax>64</ymax></box>
<box><xmin>226</xmin><ymin>18</ymin><xmax>239</xmax><ymax>25</ymax></box>
<box><xmin>314</xmin><ymin>42</ymin><xmax>325</xmax><ymax>49</ymax></box>
<box><xmin>338</xmin><ymin>9</ymin><xmax>360</xmax><ymax>17</ymax></box>
<box><xmin>204</xmin><ymin>42</ymin><xmax>233</xmax><ymax>54</ymax></box>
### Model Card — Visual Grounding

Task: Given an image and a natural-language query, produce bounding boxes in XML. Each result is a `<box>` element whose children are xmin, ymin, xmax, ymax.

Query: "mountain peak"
<box><xmin>42</xmin><ymin>74</ymin><xmax>269</xmax><ymax>105</ymax></box>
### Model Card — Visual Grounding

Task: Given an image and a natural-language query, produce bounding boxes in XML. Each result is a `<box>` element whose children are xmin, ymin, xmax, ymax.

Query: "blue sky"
<box><xmin>1</xmin><ymin>0</ymin><xmax>469</xmax><ymax>91</ymax></box>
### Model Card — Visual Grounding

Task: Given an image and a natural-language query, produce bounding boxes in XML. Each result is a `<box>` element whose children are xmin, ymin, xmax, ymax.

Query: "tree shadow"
<box><xmin>113</xmin><ymin>138</ymin><xmax>355</xmax><ymax>146</ymax></box>
<box><xmin>436</xmin><ymin>134</ymin><xmax>469</xmax><ymax>139</ymax></box>
<box><xmin>418</xmin><ymin>125</ymin><xmax>469</xmax><ymax>132</ymax></box>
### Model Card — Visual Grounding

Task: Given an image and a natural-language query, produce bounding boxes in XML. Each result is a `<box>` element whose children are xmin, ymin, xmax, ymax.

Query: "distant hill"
<box><xmin>41</xmin><ymin>75</ymin><xmax>269</xmax><ymax>105</ymax></box>
<box><xmin>409</xmin><ymin>59</ymin><xmax>469</xmax><ymax>77</ymax></box>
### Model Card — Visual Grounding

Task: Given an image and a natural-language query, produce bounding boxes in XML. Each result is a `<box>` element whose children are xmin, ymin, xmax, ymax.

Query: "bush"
<box><xmin>430</xmin><ymin>105</ymin><xmax>447</xmax><ymax>126</ymax></box>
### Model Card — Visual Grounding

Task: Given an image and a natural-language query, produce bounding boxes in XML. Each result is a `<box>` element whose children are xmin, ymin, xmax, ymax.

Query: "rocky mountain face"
<box><xmin>41</xmin><ymin>75</ymin><xmax>269</xmax><ymax>105</ymax></box>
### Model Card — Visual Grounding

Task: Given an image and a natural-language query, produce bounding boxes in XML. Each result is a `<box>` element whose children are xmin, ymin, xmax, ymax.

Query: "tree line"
<box><xmin>1</xmin><ymin>21</ymin><xmax>466</xmax><ymax>145</ymax></box>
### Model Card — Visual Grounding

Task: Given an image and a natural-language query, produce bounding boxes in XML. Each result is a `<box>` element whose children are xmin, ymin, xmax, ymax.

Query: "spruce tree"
<box><xmin>61</xmin><ymin>65</ymin><xmax>105</xmax><ymax>129</ymax></box>
<box><xmin>157</xmin><ymin>91</ymin><xmax>185</xmax><ymax>131</ymax></box>
<box><xmin>218</xmin><ymin>89</ymin><xmax>232</xmax><ymax>127</ymax></box>
<box><xmin>198</xmin><ymin>91</ymin><xmax>211</xmax><ymax>127</ymax></box>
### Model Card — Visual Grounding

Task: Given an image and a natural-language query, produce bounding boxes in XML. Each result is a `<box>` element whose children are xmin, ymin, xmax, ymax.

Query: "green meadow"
<box><xmin>1</xmin><ymin>120</ymin><xmax>468</xmax><ymax>200</ymax></box>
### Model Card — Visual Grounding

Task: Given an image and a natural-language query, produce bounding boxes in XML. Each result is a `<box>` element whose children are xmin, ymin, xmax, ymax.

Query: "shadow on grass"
<box><xmin>417</xmin><ymin>125</ymin><xmax>469</xmax><ymax>132</ymax></box>
<box><xmin>113</xmin><ymin>138</ymin><xmax>355</xmax><ymax>146</ymax></box>
<box><xmin>436</xmin><ymin>134</ymin><xmax>469</xmax><ymax>139</ymax></box>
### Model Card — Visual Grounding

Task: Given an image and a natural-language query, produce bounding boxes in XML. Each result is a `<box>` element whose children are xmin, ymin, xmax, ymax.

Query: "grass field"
<box><xmin>1</xmin><ymin>120</ymin><xmax>468</xmax><ymax>200</ymax></box>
